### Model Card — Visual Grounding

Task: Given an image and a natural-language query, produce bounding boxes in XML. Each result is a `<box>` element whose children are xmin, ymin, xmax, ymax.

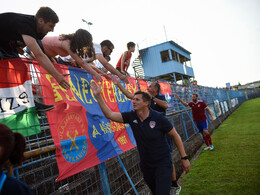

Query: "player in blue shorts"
<box><xmin>174</xmin><ymin>93</ymin><xmax>214</xmax><ymax>151</ymax></box>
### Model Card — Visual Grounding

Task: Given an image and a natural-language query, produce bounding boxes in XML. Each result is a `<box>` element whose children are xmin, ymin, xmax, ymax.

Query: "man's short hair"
<box><xmin>35</xmin><ymin>7</ymin><xmax>59</xmax><ymax>24</ymax></box>
<box><xmin>134</xmin><ymin>91</ymin><xmax>151</xmax><ymax>106</ymax></box>
<box><xmin>153</xmin><ymin>82</ymin><xmax>160</xmax><ymax>94</ymax></box>
<box><xmin>192</xmin><ymin>93</ymin><xmax>198</xmax><ymax>97</ymax></box>
<box><xmin>127</xmin><ymin>42</ymin><xmax>135</xmax><ymax>49</ymax></box>
<box><xmin>100</xmin><ymin>40</ymin><xmax>114</xmax><ymax>49</ymax></box>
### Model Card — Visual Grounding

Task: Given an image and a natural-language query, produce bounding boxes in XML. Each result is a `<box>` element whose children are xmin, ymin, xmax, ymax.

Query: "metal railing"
<box><xmin>1</xmin><ymin>59</ymin><xmax>260</xmax><ymax>194</ymax></box>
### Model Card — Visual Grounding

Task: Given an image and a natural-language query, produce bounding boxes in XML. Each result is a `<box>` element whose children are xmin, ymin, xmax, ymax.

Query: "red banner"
<box><xmin>158</xmin><ymin>80</ymin><xmax>174</xmax><ymax>110</ymax></box>
<box><xmin>137</xmin><ymin>78</ymin><xmax>148</xmax><ymax>92</ymax></box>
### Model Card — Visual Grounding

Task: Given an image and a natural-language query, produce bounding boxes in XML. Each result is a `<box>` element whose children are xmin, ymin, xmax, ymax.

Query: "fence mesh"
<box><xmin>1</xmin><ymin>59</ymin><xmax>260</xmax><ymax>194</ymax></box>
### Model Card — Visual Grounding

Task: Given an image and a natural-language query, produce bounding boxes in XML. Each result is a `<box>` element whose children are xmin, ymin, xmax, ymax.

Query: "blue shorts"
<box><xmin>196</xmin><ymin>120</ymin><xmax>208</xmax><ymax>133</ymax></box>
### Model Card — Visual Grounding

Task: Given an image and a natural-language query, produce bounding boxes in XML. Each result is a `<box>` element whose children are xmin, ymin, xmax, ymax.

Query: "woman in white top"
<box><xmin>59</xmin><ymin>40</ymin><xmax>129</xmax><ymax>84</ymax></box>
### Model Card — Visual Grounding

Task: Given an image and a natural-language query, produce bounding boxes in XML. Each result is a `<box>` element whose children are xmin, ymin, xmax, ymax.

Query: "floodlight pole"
<box><xmin>82</xmin><ymin>19</ymin><xmax>93</xmax><ymax>32</ymax></box>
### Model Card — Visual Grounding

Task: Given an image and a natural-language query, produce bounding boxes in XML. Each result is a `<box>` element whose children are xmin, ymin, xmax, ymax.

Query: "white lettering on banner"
<box><xmin>0</xmin><ymin>80</ymin><xmax>35</xmax><ymax>119</ymax></box>
<box><xmin>0</xmin><ymin>91</ymin><xmax>30</xmax><ymax>113</ymax></box>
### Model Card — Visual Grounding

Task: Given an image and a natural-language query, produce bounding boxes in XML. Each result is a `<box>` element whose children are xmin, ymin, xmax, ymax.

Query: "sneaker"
<box><xmin>35</xmin><ymin>101</ymin><xmax>55</xmax><ymax>112</ymax></box>
<box><xmin>210</xmin><ymin>145</ymin><xmax>214</xmax><ymax>150</ymax></box>
<box><xmin>204</xmin><ymin>146</ymin><xmax>210</xmax><ymax>150</ymax></box>
<box><xmin>170</xmin><ymin>185</ymin><xmax>181</xmax><ymax>195</ymax></box>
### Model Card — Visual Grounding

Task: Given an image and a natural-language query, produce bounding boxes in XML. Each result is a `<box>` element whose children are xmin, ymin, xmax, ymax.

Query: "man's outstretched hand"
<box><xmin>112</xmin><ymin>76</ymin><xmax>120</xmax><ymax>86</ymax></box>
<box><xmin>56</xmin><ymin>74</ymin><xmax>70</xmax><ymax>90</ymax></box>
<box><xmin>119</xmin><ymin>75</ymin><xmax>129</xmax><ymax>84</ymax></box>
<box><xmin>90</xmin><ymin>80</ymin><xmax>101</xmax><ymax>97</ymax></box>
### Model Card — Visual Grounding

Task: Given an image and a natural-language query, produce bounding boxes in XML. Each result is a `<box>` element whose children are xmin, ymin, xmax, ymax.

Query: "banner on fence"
<box><xmin>112</xmin><ymin>76</ymin><xmax>137</xmax><ymax>146</ymax></box>
<box><xmin>33</xmin><ymin>61</ymin><xmax>136</xmax><ymax>181</ymax></box>
<box><xmin>137</xmin><ymin>78</ymin><xmax>148</xmax><ymax>92</ymax></box>
<box><xmin>158</xmin><ymin>80</ymin><xmax>174</xmax><ymax>110</ymax></box>
<box><xmin>0</xmin><ymin>59</ymin><xmax>41</xmax><ymax>137</ymax></box>
<box><xmin>214</xmin><ymin>100</ymin><xmax>222</xmax><ymax>116</ymax></box>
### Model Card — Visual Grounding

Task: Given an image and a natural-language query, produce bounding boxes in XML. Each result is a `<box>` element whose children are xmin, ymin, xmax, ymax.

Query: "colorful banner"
<box><xmin>158</xmin><ymin>80</ymin><xmax>174</xmax><ymax>110</ymax></box>
<box><xmin>0</xmin><ymin>59</ymin><xmax>41</xmax><ymax>137</ymax></box>
<box><xmin>32</xmin><ymin>60</ymin><xmax>136</xmax><ymax>181</ymax></box>
<box><xmin>137</xmin><ymin>78</ymin><xmax>148</xmax><ymax>92</ymax></box>
<box><xmin>112</xmin><ymin>76</ymin><xmax>138</xmax><ymax>146</ymax></box>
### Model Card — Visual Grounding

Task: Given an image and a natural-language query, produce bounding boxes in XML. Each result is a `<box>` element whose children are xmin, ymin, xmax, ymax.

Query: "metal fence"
<box><xmin>2</xmin><ymin>61</ymin><xmax>260</xmax><ymax>195</ymax></box>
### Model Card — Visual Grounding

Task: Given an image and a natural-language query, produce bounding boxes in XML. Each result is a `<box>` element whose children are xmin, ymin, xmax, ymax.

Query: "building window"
<box><xmin>179</xmin><ymin>55</ymin><xmax>186</xmax><ymax>64</ymax></box>
<box><xmin>160</xmin><ymin>50</ymin><xmax>170</xmax><ymax>62</ymax></box>
<box><xmin>171</xmin><ymin>50</ymin><xmax>177</xmax><ymax>61</ymax></box>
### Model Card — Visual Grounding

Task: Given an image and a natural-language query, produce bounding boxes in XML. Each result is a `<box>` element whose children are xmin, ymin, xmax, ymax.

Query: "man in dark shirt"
<box><xmin>0</xmin><ymin>7</ymin><xmax>70</xmax><ymax>90</ymax></box>
<box><xmin>91</xmin><ymin>80</ymin><xmax>190</xmax><ymax>195</ymax></box>
<box><xmin>147</xmin><ymin>82</ymin><xmax>168</xmax><ymax>114</ymax></box>
<box><xmin>113</xmin><ymin>78</ymin><xmax>181</xmax><ymax>193</ymax></box>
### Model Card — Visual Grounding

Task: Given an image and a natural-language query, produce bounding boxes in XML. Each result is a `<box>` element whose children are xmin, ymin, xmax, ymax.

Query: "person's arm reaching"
<box><xmin>61</xmin><ymin>41</ymin><xmax>103</xmax><ymax>82</ymax></box>
<box><xmin>112</xmin><ymin>76</ymin><xmax>134</xmax><ymax>99</ymax></box>
<box><xmin>91</xmin><ymin>80</ymin><xmax>124</xmax><ymax>123</ymax></box>
<box><xmin>90</xmin><ymin>63</ymin><xmax>111</xmax><ymax>80</ymax></box>
<box><xmin>23</xmin><ymin>35</ymin><xmax>70</xmax><ymax>90</ymax></box>
<box><xmin>168</xmin><ymin>128</ymin><xmax>191</xmax><ymax>173</ymax></box>
<box><xmin>152</xmin><ymin>96</ymin><xmax>168</xmax><ymax>109</ymax></box>
<box><xmin>96</xmin><ymin>54</ymin><xmax>129</xmax><ymax>84</ymax></box>
<box><xmin>173</xmin><ymin>93</ymin><xmax>188</xmax><ymax>107</ymax></box>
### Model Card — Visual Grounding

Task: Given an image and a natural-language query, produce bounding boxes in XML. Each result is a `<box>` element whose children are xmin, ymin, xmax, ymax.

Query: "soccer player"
<box><xmin>174</xmin><ymin>93</ymin><xmax>214</xmax><ymax>150</ymax></box>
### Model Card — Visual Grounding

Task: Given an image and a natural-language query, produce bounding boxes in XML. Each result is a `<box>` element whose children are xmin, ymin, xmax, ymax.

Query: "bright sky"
<box><xmin>1</xmin><ymin>0</ymin><xmax>260</xmax><ymax>88</ymax></box>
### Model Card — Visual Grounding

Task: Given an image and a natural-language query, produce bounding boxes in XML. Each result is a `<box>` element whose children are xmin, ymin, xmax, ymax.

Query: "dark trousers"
<box><xmin>141</xmin><ymin>165</ymin><xmax>173</xmax><ymax>195</ymax></box>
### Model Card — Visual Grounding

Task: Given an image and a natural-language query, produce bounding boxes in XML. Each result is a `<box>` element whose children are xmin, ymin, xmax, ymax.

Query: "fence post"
<box><xmin>206</xmin><ymin>112</ymin><xmax>215</xmax><ymax>130</ymax></box>
<box><xmin>180</xmin><ymin>112</ymin><xmax>189</xmax><ymax>140</ymax></box>
<box><xmin>117</xmin><ymin>156</ymin><xmax>139</xmax><ymax>195</ymax></box>
<box><xmin>179</xmin><ymin>104</ymin><xmax>203</xmax><ymax>139</ymax></box>
<box><xmin>98</xmin><ymin>163</ymin><xmax>111</xmax><ymax>195</ymax></box>
<box><xmin>245</xmin><ymin>90</ymin><xmax>248</xmax><ymax>100</ymax></box>
<box><xmin>226</xmin><ymin>90</ymin><xmax>233</xmax><ymax>112</ymax></box>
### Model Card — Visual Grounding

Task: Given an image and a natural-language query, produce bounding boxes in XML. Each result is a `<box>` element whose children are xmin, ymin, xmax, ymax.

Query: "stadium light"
<box><xmin>82</xmin><ymin>19</ymin><xmax>93</xmax><ymax>31</ymax></box>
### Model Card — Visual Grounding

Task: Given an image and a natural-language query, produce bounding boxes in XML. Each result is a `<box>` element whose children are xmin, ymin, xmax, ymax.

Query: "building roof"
<box><xmin>140</xmin><ymin>40</ymin><xmax>192</xmax><ymax>55</ymax></box>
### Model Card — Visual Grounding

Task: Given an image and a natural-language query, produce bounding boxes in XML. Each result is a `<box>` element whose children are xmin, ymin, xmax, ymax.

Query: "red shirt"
<box><xmin>188</xmin><ymin>101</ymin><xmax>207</xmax><ymax>122</ymax></box>
<box><xmin>116</xmin><ymin>51</ymin><xmax>132</xmax><ymax>71</ymax></box>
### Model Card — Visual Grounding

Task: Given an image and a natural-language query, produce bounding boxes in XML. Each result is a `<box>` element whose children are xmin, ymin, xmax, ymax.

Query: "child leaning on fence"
<box><xmin>0</xmin><ymin>123</ymin><xmax>34</xmax><ymax>194</ymax></box>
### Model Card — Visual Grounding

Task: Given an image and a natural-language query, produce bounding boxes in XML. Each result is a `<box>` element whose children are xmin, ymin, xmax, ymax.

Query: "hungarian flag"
<box><xmin>0</xmin><ymin>59</ymin><xmax>41</xmax><ymax>137</ymax></box>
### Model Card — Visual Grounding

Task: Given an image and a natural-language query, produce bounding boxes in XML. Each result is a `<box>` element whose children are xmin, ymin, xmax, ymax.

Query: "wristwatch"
<box><xmin>181</xmin><ymin>155</ymin><xmax>189</xmax><ymax>160</ymax></box>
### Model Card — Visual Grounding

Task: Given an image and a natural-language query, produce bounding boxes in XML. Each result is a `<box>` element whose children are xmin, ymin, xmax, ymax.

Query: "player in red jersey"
<box><xmin>174</xmin><ymin>93</ymin><xmax>214</xmax><ymax>150</ymax></box>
